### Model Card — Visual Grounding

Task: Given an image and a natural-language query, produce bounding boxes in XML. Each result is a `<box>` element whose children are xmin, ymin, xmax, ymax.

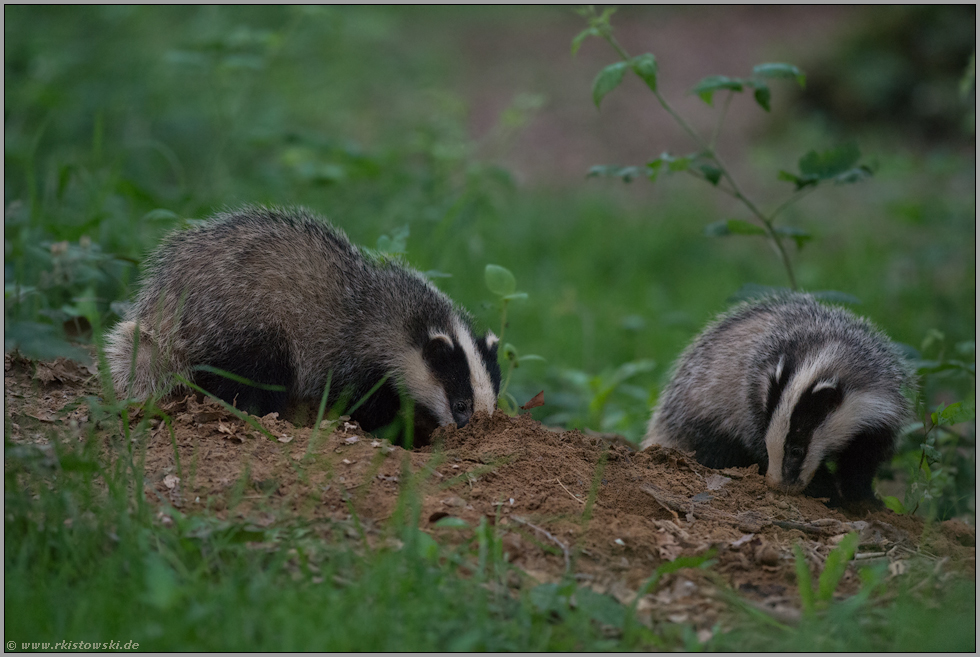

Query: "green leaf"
<box><xmin>593</xmin><ymin>61</ymin><xmax>629</xmax><ymax>109</ymax></box>
<box><xmin>375</xmin><ymin>225</ymin><xmax>410</xmax><ymax>255</ymax></box>
<box><xmin>587</xmin><ymin>164</ymin><xmax>643</xmax><ymax>182</ymax></box>
<box><xmin>704</xmin><ymin>219</ymin><xmax>766</xmax><ymax>237</ymax></box>
<box><xmin>667</xmin><ymin>156</ymin><xmax>692</xmax><ymax>172</ymax></box>
<box><xmin>518</xmin><ymin>354</ymin><xmax>546</xmax><ymax>363</ymax></box>
<box><xmin>798</xmin><ymin>143</ymin><xmax>861</xmax><ymax>179</ymax></box>
<box><xmin>630</xmin><ymin>53</ymin><xmax>658</xmax><ymax>92</ymax></box>
<box><xmin>834</xmin><ymin>165</ymin><xmax>873</xmax><ymax>185</ymax></box>
<box><xmin>502</xmin><ymin>292</ymin><xmax>528</xmax><ymax>302</ymax></box>
<box><xmin>143</xmin><ymin>208</ymin><xmax>180</xmax><ymax>222</ymax></box>
<box><xmin>571</xmin><ymin>26</ymin><xmax>600</xmax><ymax>55</ymax></box>
<box><xmin>882</xmin><ymin>495</ymin><xmax>906</xmax><ymax>514</ymax></box>
<box><xmin>697</xmin><ymin>163</ymin><xmax>722</xmax><ymax>186</ymax></box>
<box><xmin>817</xmin><ymin>532</ymin><xmax>859</xmax><ymax>603</ymax></box>
<box><xmin>920</xmin><ymin>443</ymin><xmax>942</xmax><ymax>462</ymax></box>
<box><xmin>777</xmin><ymin>169</ymin><xmax>818</xmax><ymax>190</ymax></box>
<box><xmin>752</xmin><ymin>62</ymin><xmax>806</xmax><ymax>89</ymax></box>
<box><xmin>433</xmin><ymin>516</ymin><xmax>470</xmax><ymax>529</ymax></box>
<box><xmin>793</xmin><ymin>544</ymin><xmax>815</xmax><ymax>617</ymax></box>
<box><xmin>484</xmin><ymin>264</ymin><xmax>516</xmax><ymax>297</ymax></box>
<box><xmin>647</xmin><ymin>152</ymin><xmax>697</xmax><ymax>181</ymax></box>
<box><xmin>646</xmin><ymin>159</ymin><xmax>663</xmax><ymax>182</ymax></box>
<box><xmin>753</xmin><ymin>84</ymin><xmax>771</xmax><ymax>112</ymax></box>
<box><xmin>933</xmin><ymin>400</ymin><xmax>976</xmax><ymax>426</ymax></box>
<box><xmin>575</xmin><ymin>588</ymin><xmax>627</xmax><ymax>629</ymax></box>
<box><xmin>691</xmin><ymin>75</ymin><xmax>744</xmax><ymax>105</ymax></box>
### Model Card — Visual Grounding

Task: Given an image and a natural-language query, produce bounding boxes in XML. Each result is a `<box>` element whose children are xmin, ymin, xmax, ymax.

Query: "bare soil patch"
<box><xmin>5</xmin><ymin>354</ymin><xmax>975</xmax><ymax>633</ymax></box>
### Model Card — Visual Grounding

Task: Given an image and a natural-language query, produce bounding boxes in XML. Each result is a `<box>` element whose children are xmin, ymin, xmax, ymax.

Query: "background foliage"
<box><xmin>4</xmin><ymin>6</ymin><xmax>976</xmax><ymax>649</ymax></box>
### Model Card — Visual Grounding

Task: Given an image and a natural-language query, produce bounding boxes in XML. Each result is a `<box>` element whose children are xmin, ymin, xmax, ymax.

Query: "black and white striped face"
<box><xmin>762</xmin><ymin>345</ymin><xmax>904</xmax><ymax>493</ymax></box>
<box><xmin>408</xmin><ymin>320</ymin><xmax>500</xmax><ymax>428</ymax></box>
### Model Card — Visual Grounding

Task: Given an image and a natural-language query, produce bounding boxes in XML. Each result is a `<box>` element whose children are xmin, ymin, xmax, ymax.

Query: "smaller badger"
<box><xmin>641</xmin><ymin>293</ymin><xmax>915</xmax><ymax>506</ymax></box>
<box><xmin>105</xmin><ymin>206</ymin><xmax>501</xmax><ymax>442</ymax></box>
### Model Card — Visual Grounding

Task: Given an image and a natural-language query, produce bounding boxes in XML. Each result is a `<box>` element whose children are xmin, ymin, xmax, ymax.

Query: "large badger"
<box><xmin>105</xmin><ymin>206</ymin><xmax>501</xmax><ymax>442</ymax></box>
<box><xmin>641</xmin><ymin>293</ymin><xmax>915</xmax><ymax>506</ymax></box>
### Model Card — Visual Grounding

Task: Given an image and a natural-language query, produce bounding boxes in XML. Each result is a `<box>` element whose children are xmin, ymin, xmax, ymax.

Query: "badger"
<box><xmin>640</xmin><ymin>293</ymin><xmax>915</xmax><ymax>506</ymax></box>
<box><xmin>104</xmin><ymin>205</ymin><xmax>501</xmax><ymax>442</ymax></box>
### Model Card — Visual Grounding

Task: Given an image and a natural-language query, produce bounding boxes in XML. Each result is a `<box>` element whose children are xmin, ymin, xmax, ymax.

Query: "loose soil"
<box><xmin>5</xmin><ymin>353</ymin><xmax>975</xmax><ymax>635</ymax></box>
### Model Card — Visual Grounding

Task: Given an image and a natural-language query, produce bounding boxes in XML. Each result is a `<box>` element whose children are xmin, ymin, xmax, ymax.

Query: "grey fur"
<box><xmin>104</xmin><ymin>206</ymin><xmax>500</xmax><ymax>437</ymax></box>
<box><xmin>641</xmin><ymin>293</ymin><xmax>915</xmax><ymax>505</ymax></box>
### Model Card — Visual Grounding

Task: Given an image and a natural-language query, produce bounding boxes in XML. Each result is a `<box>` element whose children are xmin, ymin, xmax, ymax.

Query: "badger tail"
<box><xmin>104</xmin><ymin>320</ymin><xmax>187</xmax><ymax>401</ymax></box>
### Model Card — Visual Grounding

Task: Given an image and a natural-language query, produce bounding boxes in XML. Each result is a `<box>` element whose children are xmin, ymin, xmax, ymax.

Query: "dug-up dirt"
<box><xmin>5</xmin><ymin>354</ymin><xmax>975</xmax><ymax>634</ymax></box>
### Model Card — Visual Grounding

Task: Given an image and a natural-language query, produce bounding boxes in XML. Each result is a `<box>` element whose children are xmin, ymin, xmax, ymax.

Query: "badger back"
<box><xmin>108</xmin><ymin>206</ymin><xmax>501</xmax><ymax>434</ymax></box>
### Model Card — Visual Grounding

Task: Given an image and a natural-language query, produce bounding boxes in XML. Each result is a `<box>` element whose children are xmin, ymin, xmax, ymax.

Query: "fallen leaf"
<box><xmin>217</xmin><ymin>422</ymin><xmax>234</xmax><ymax>435</ymax></box>
<box><xmin>521</xmin><ymin>390</ymin><xmax>545</xmax><ymax>410</ymax></box>
<box><xmin>163</xmin><ymin>474</ymin><xmax>180</xmax><ymax>490</ymax></box>
<box><xmin>705</xmin><ymin>474</ymin><xmax>731</xmax><ymax>490</ymax></box>
<box><xmin>344</xmin><ymin>436</ymin><xmax>359</xmax><ymax>444</ymax></box>
<box><xmin>26</xmin><ymin>410</ymin><xmax>58</xmax><ymax>423</ymax></box>
<box><xmin>278</xmin><ymin>435</ymin><xmax>293</xmax><ymax>444</ymax></box>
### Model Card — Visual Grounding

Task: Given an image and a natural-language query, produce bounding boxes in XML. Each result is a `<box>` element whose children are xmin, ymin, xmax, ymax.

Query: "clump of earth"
<box><xmin>5</xmin><ymin>354</ymin><xmax>974</xmax><ymax>634</ymax></box>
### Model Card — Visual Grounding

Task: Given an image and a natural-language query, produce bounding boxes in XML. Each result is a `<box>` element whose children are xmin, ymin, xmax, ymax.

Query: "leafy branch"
<box><xmin>574</xmin><ymin>6</ymin><xmax>875</xmax><ymax>290</ymax></box>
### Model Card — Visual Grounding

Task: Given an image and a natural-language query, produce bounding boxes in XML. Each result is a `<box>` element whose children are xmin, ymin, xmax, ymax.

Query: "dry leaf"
<box><xmin>163</xmin><ymin>474</ymin><xmax>180</xmax><ymax>490</ymax></box>
<box><xmin>27</xmin><ymin>410</ymin><xmax>58</xmax><ymax>423</ymax></box>
<box><xmin>521</xmin><ymin>390</ymin><xmax>545</xmax><ymax>410</ymax></box>
<box><xmin>278</xmin><ymin>435</ymin><xmax>294</xmax><ymax>444</ymax></box>
<box><xmin>705</xmin><ymin>474</ymin><xmax>731</xmax><ymax>490</ymax></box>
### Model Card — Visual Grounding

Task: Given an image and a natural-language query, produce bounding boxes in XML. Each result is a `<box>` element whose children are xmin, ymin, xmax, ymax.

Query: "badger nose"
<box><xmin>453</xmin><ymin>409</ymin><xmax>473</xmax><ymax>428</ymax></box>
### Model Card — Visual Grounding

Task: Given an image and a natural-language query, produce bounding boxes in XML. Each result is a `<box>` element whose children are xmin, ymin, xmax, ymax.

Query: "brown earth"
<box><xmin>5</xmin><ymin>353</ymin><xmax>975</xmax><ymax>635</ymax></box>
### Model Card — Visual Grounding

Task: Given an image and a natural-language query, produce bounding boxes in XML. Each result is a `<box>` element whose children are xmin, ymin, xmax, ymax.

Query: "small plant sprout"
<box><xmin>573</xmin><ymin>6</ymin><xmax>875</xmax><ymax>290</ymax></box>
<box><xmin>484</xmin><ymin>263</ymin><xmax>544</xmax><ymax>412</ymax></box>
<box><xmin>882</xmin><ymin>334</ymin><xmax>976</xmax><ymax>517</ymax></box>
<box><xmin>792</xmin><ymin>532</ymin><xmax>860</xmax><ymax>618</ymax></box>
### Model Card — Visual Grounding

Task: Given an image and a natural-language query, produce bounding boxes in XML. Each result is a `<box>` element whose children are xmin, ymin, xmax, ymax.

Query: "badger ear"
<box><xmin>812</xmin><ymin>378</ymin><xmax>837</xmax><ymax>393</ymax></box>
<box><xmin>423</xmin><ymin>333</ymin><xmax>454</xmax><ymax>364</ymax></box>
<box><xmin>485</xmin><ymin>331</ymin><xmax>500</xmax><ymax>352</ymax></box>
<box><xmin>810</xmin><ymin>379</ymin><xmax>844</xmax><ymax>410</ymax></box>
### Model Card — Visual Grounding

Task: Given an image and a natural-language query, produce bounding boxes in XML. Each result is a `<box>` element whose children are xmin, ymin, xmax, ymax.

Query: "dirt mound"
<box><xmin>5</xmin><ymin>355</ymin><xmax>975</xmax><ymax>632</ymax></box>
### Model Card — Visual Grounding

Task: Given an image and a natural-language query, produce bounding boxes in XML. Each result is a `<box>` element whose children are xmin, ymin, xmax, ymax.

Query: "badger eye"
<box><xmin>453</xmin><ymin>400</ymin><xmax>469</xmax><ymax>414</ymax></box>
<box><xmin>788</xmin><ymin>445</ymin><xmax>806</xmax><ymax>459</ymax></box>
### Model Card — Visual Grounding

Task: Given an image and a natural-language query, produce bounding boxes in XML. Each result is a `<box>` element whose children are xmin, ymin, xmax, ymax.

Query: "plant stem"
<box><xmin>499</xmin><ymin>299</ymin><xmax>509</xmax><ymax>343</ymax></box>
<box><xmin>769</xmin><ymin>185</ymin><xmax>820</xmax><ymax>222</ymax></box>
<box><xmin>601</xmin><ymin>32</ymin><xmax>798</xmax><ymax>290</ymax></box>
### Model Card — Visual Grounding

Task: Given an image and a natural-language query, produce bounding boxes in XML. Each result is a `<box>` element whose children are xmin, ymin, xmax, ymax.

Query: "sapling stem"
<box><xmin>598</xmin><ymin>29</ymin><xmax>799</xmax><ymax>290</ymax></box>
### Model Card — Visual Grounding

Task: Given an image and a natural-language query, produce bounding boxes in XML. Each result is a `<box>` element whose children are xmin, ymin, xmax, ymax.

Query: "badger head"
<box><xmin>761</xmin><ymin>345</ymin><xmax>904</xmax><ymax>494</ymax></box>
<box><xmin>404</xmin><ymin>318</ymin><xmax>501</xmax><ymax>430</ymax></box>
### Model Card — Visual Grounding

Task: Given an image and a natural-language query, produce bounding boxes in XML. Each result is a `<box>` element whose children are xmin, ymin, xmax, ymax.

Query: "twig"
<box><xmin>556</xmin><ymin>478</ymin><xmax>586</xmax><ymax>505</ymax></box>
<box><xmin>511</xmin><ymin>515</ymin><xmax>572</xmax><ymax>574</ymax></box>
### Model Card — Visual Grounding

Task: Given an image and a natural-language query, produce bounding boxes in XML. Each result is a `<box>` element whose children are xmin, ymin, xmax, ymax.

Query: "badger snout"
<box><xmin>451</xmin><ymin>399</ymin><xmax>473</xmax><ymax>428</ymax></box>
<box><xmin>765</xmin><ymin>471</ymin><xmax>809</xmax><ymax>495</ymax></box>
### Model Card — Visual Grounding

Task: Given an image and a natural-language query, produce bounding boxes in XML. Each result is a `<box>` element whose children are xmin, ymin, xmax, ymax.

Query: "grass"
<box><xmin>4</xmin><ymin>5</ymin><xmax>976</xmax><ymax>651</ymax></box>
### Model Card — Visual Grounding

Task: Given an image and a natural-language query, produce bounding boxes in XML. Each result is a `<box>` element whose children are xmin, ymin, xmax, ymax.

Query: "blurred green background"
<box><xmin>5</xmin><ymin>6</ymin><xmax>975</xmax><ymax>512</ymax></box>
